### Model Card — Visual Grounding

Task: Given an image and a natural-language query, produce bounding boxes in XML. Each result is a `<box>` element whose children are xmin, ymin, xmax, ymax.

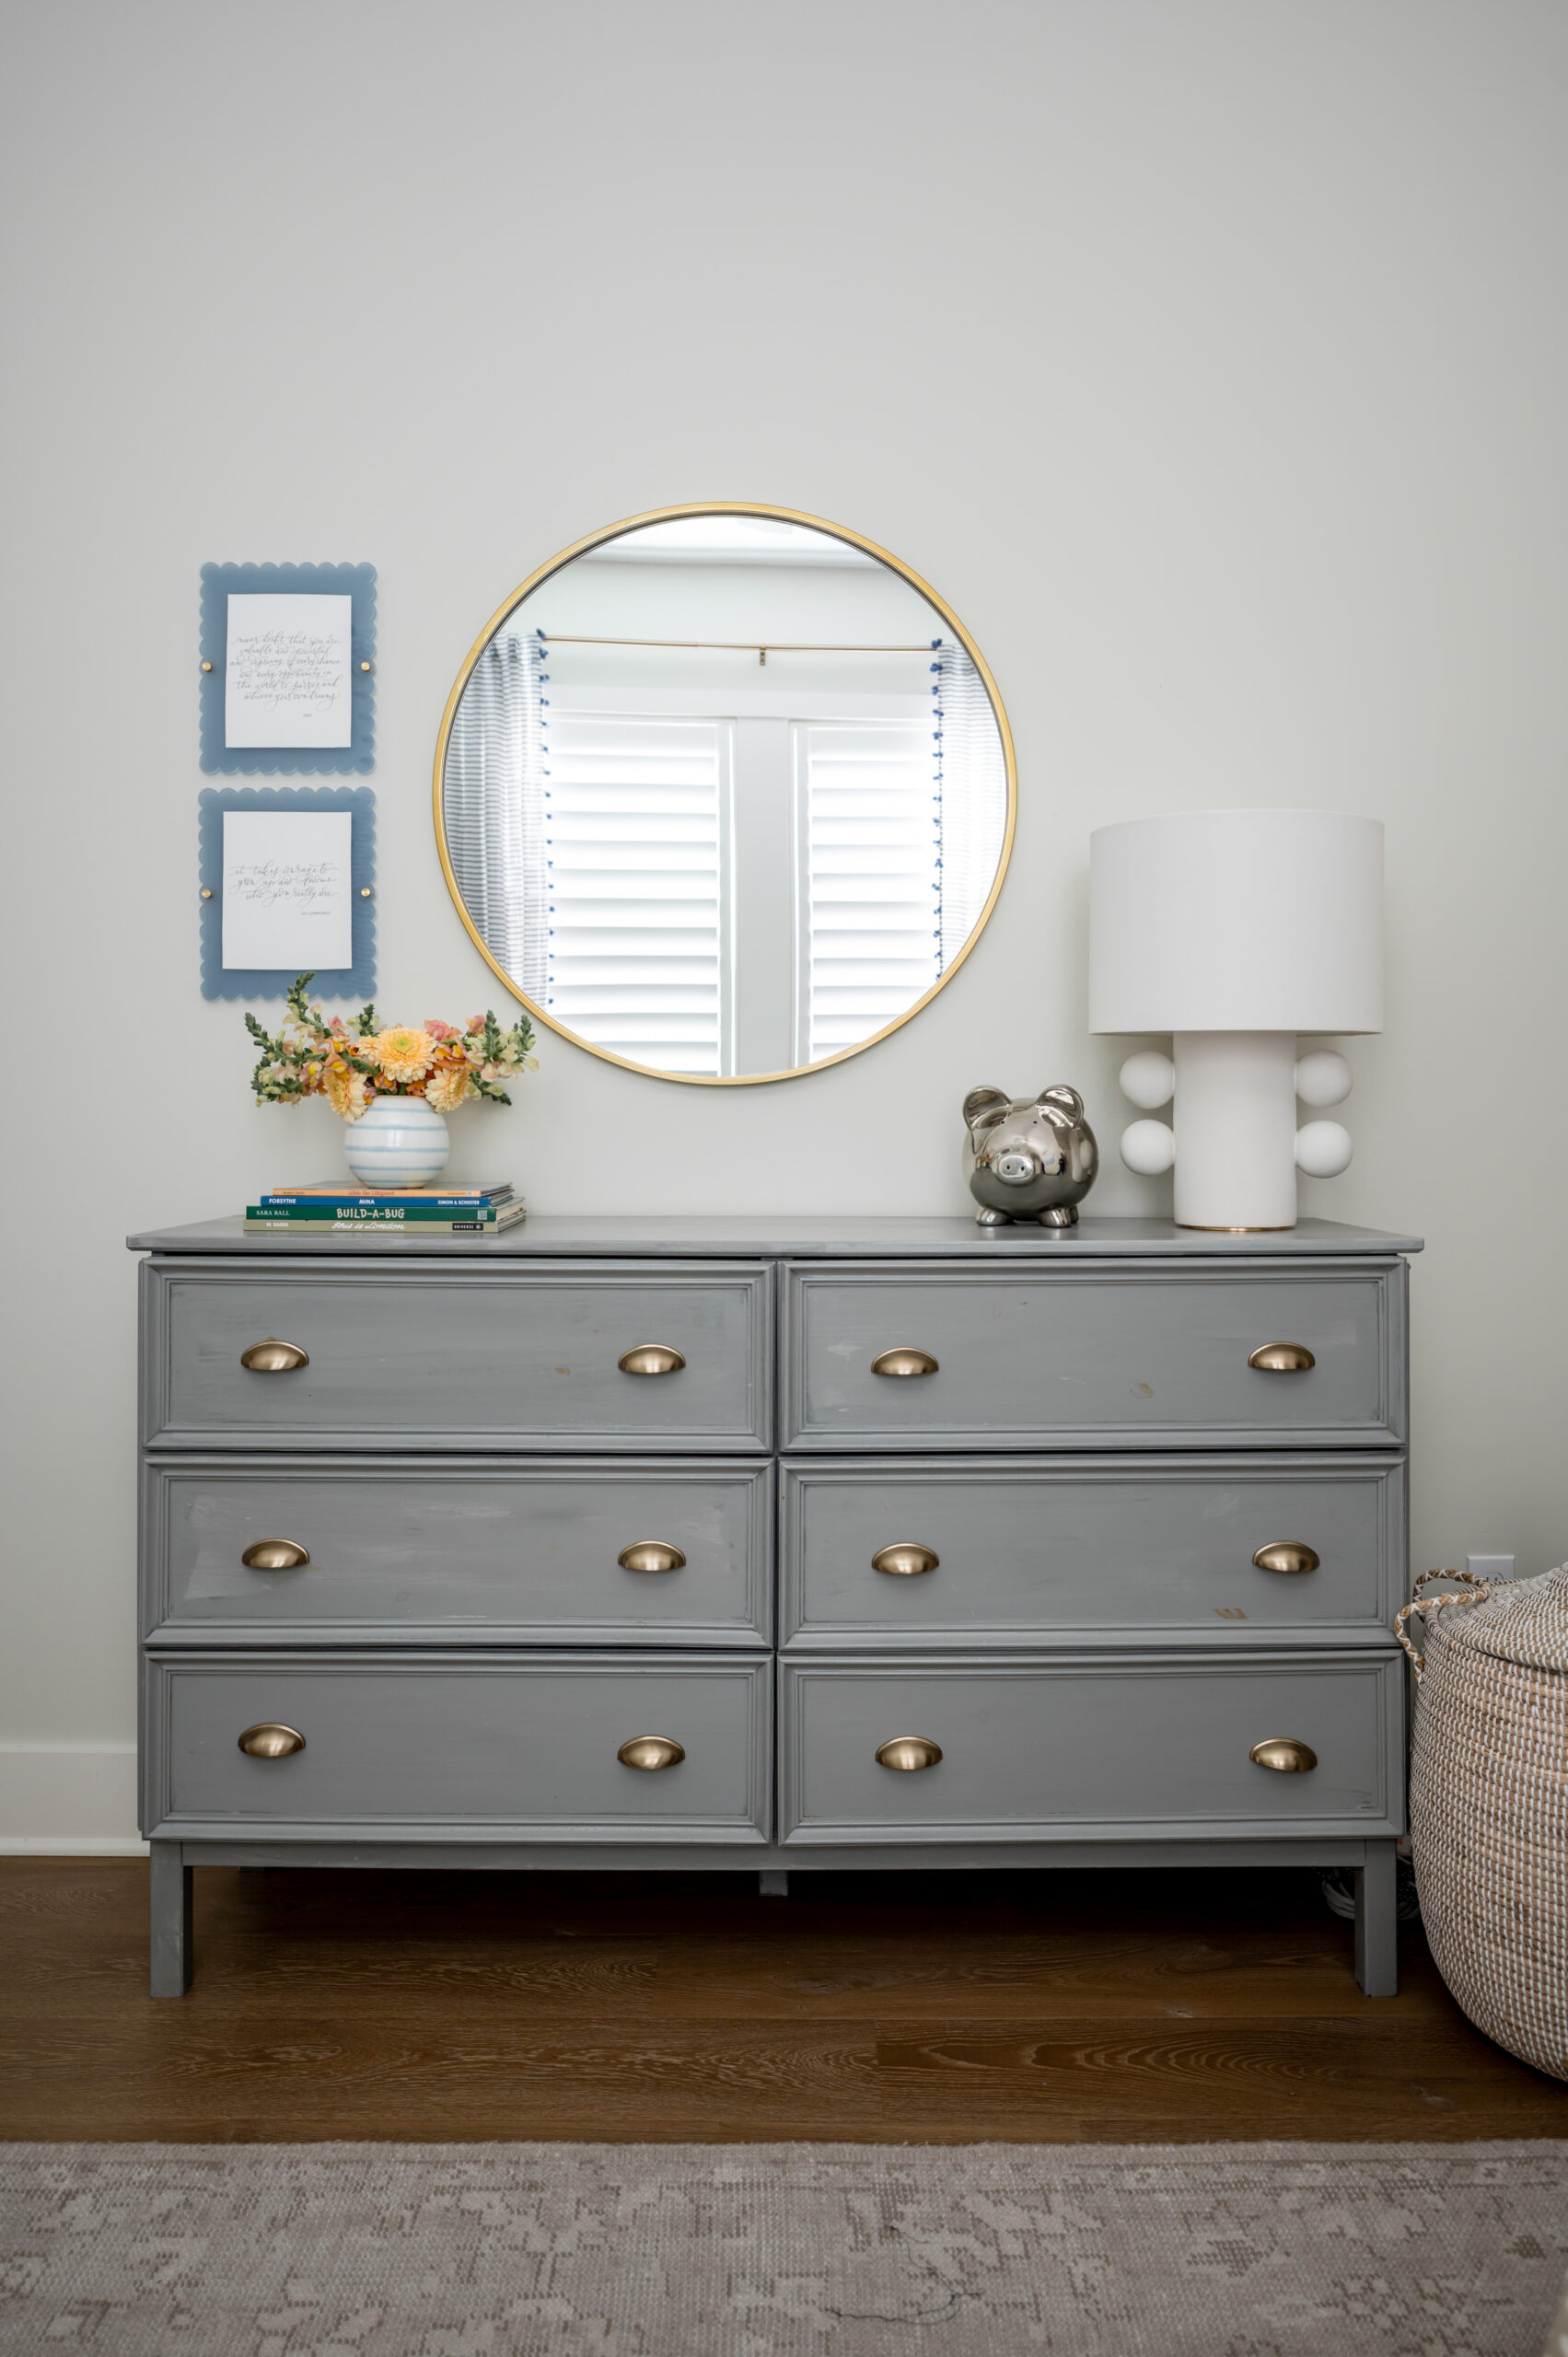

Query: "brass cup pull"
<box><xmin>875</xmin><ymin>1735</ymin><xmax>944</xmax><ymax>1771</ymax></box>
<box><xmin>1249</xmin><ymin>1737</ymin><xmax>1318</xmax><ymax>1773</ymax></box>
<box><xmin>238</xmin><ymin>1723</ymin><xmax>306</xmax><ymax>1759</ymax></box>
<box><xmin>618</xmin><ymin>1541</ymin><xmax>687</xmax><ymax>1573</ymax></box>
<box><xmin>617</xmin><ymin>1735</ymin><xmax>686</xmax><ymax>1771</ymax></box>
<box><xmin>872</xmin><ymin>1543</ymin><xmax>939</xmax><ymax>1578</ymax></box>
<box><xmin>618</xmin><ymin>1343</ymin><xmax>686</xmax><ymax>1376</ymax></box>
<box><xmin>240</xmin><ymin>1538</ymin><xmax>310</xmax><ymax>1572</ymax></box>
<box><xmin>1248</xmin><ymin>1341</ymin><xmax>1315</xmax><ymax>1373</ymax></box>
<box><xmin>871</xmin><ymin>1347</ymin><xmax>939</xmax><ymax>1378</ymax></box>
<box><xmin>1252</xmin><ymin>1541</ymin><xmax>1320</xmax><ymax>1575</ymax></box>
<box><xmin>240</xmin><ymin>1337</ymin><xmax>309</xmax><ymax>1373</ymax></box>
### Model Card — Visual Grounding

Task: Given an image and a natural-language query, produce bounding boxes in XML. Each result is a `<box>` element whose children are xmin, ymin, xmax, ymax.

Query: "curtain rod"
<box><xmin>540</xmin><ymin>633</ymin><xmax>934</xmax><ymax>668</ymax></box>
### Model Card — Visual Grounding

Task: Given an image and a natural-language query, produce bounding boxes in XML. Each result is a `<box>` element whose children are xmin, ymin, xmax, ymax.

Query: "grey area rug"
<box><xmin>2</xmin><ymin>2142</ymin><xmax>1566</xmax><ymax>2357</ymax></box>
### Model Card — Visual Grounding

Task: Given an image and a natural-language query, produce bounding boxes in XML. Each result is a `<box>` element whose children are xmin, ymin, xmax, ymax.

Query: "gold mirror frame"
<box><xmin>433</xmin><ymin>501</ymin><xmax>1016</xmax><ymax>1086</ymax></box>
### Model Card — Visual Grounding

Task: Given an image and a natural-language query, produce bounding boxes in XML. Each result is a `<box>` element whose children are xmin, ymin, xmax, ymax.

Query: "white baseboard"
<box><xmin>0</xmin><ymin>1835</ymin><xmax>149</xmax><ymax>1854</ymax></box>
<box><xmin>0</xmin><ymin>1744</ymin><xmax>146</xmax><ymax>1854</ymax></box>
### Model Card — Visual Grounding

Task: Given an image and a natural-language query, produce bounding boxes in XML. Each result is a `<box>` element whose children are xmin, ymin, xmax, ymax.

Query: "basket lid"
<box><xmin>1440</xmin><ymin>1563</ymin><xmax>1568</xmax><ymax>1671</ymax></box>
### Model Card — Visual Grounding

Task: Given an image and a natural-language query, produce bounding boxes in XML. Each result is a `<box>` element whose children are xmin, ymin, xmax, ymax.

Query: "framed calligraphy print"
<box><xmin>199</xmin><ymin>785</ymin><xmax>377</xmax><ymax>1001</ymax></box>
<box><xmin>199</xmin><ymin>563</ymin><xmax>376</xmax><ymax>773</ymax></box>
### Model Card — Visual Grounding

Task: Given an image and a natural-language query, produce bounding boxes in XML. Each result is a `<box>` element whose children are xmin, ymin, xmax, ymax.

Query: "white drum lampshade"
<box><xmin>1089</xmin><ymin>810</ymin><xmax>1383</xmax><ymax>1229</ymax></box>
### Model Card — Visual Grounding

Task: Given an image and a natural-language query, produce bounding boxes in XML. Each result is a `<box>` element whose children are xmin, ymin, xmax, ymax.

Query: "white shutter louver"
<box><xmin>545</xmin><ymin>712</ymin><xmax>728</xmax><ymax>1075</ymax></box>
<box><xmin>796</xmin><ymin>718</ymin><xmax>939</xmax><ymax>1063</ymax></box>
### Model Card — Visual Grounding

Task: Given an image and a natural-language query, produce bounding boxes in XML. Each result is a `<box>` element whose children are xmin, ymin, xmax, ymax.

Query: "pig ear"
<box><xmin>963</xmin><ymin>1086</ymin><xmax>1011</xmax><ymax>1133</ymax></box>
<box><xmin>1037</xmin><ymin>1086</ymin><xmax>1084</xmax><ymax>1117</ymax></box>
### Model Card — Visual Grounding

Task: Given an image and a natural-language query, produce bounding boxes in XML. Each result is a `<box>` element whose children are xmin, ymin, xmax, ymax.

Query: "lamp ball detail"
<box><xmin>1295</xmin><ymin>1050</ymin><xmax>1353</xmax><ymax>1108</ymax></box>
<box><xmin>1119</xmin><ymin>1051</ymin><xmax>1177</xmax><ymax>1109</ymax></box>
<box><xmin>1121</xmin><ymin>1120</ymin><xmax>1177</xmax><ymax>1176</ymax></box>
<box><xmin>1295</xmin><ymin>1120</ymin><xmax>1353</xmax><ymax>1178</ymax></box>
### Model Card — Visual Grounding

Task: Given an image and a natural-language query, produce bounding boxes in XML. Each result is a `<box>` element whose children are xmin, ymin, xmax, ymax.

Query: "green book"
<box><xmin>245</xmin><ymin>1200</ymin><xmax>527</xmax><ymax>1233</ymax></box>
<box><xmin>250</xmin><ymin>1208</ymin><xmax>450</xmax><ymax>1224</ymax></box>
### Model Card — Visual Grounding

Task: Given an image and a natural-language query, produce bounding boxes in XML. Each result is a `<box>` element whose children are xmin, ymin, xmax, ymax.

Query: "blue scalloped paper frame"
<box><xmin>200</xmin><ymin>562</ymin><xmax>376</xmax><ymax>773</ymax></box>
<box><xmin>199</xmin><ymin>785</ymin><xmax>377</xmax><ymax>1002</ymax></box>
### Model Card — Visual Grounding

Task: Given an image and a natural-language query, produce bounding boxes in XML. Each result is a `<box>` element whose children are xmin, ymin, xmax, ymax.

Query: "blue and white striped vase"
<box><xmin>343</xmin><ymin>1093</ymin><xmax>451</xmax><ymax>1188</ymax></box>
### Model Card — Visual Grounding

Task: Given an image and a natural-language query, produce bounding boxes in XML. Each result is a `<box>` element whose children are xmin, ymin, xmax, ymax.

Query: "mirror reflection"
<box><xmin>439</xmin><ymin>510</ymin><xmax>1011</xmax><ymax>1081</ymax></box>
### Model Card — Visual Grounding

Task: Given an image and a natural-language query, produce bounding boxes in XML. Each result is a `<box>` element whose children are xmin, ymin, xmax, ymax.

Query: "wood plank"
<box><xmin>1</xmin><ymin>1861</ymin><xmax>1562</xmax><ymax>2143</ymax></box>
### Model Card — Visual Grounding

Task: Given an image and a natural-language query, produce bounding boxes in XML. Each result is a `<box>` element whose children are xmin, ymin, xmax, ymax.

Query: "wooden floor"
<box><xmin>1</xmin><ymin>1859</ymin><xmax>1563</xmax><ymax>2143</ymax></box>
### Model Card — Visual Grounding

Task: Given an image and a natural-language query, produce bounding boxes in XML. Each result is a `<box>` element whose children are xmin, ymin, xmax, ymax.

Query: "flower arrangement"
<box><xmin>246</xmin><ymin>973</ymin><xmax>536</xmax><ymax>1122</ymax></box>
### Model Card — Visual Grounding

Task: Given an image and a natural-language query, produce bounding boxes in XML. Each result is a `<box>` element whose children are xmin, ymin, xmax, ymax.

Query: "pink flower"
<box><xmin>425</xmin><ymin>1019</ymin><xmax>457</xmax><ymax>1039</ymax></box>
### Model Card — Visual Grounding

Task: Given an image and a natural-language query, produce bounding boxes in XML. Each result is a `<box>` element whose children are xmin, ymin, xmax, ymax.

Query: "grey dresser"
<box><xmin>130</xmin><ymin>1213</ymin><xmax>1420</xmax><ymax>1998</ymax></box>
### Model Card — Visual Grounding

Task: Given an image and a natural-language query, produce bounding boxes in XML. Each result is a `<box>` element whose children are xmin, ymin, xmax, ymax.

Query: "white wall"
<box><xmin>3</xmin><ymin>0</ymin><xmax>1564</xmax><ymax>1844</ymax></box>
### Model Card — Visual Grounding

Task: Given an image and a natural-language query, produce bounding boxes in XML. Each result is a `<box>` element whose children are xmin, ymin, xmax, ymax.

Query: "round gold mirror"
<box><xmin>435</xmin><ymin>504</ymin><xmax>1015</xmax><ymax>1085</ymax></box>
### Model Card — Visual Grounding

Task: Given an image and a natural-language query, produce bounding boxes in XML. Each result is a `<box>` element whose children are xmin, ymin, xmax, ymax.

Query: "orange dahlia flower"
<box><xmin>372</xmin><ymin>1026</ymin><xmax>436</xmax><ymax>1084</ymax></box>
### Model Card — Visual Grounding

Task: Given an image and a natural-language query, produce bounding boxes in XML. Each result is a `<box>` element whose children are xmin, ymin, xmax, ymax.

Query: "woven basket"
<box><xmin>1395</xmin><ymin>1564</ymin><xmax>1568</xmax><ymax>2080</ymax></box>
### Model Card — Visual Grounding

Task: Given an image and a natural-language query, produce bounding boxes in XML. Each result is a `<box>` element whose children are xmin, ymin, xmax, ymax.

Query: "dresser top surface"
<box><xmin>127</xmin><ymin>1213</ymin><xmax>1423</xmax><ymax>1260</ymax></box>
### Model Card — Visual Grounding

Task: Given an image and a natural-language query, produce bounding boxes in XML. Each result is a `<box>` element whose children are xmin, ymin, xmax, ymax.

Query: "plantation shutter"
<box><xmin>796</xmin><ymin>717</ymin><xmax>940</xmax><ymax>1064</ymax></box>
<box><xmin>544</xmin><ymin>711</ymin><xmax>728</xmax><ymax>1075</ymax></box>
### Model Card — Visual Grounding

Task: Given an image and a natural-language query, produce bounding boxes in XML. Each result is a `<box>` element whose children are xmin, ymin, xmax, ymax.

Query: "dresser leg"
<box><xmin>1353</xmin><ymin>1840</ymin><xmax>1398</xmax><ymax>1997</ymax></box>
<box><xmin>759</xmin><ymin>1870</ymin><xmax>789</xmax><ymax>1898</ymax></box>
<box><xmin>149</xmin><ymin>1842</ymin><xmax>193</xmax><ymax>1998</ymax></box>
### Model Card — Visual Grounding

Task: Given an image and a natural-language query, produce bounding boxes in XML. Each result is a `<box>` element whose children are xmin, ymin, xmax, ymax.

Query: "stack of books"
<box><xmin>245</xmin><ymin>1180</ymin><xmax>526</xmax><ymax>1236</ymax></box>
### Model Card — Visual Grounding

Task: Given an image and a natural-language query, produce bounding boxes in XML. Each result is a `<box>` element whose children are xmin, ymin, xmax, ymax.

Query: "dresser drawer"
<box><xmin>144</xmin><ymin>1653</ymin><xmax>771</xmax><ymax>1840</ymax></box>
<box><xmin>144</xmin><ymin>1457</ymin><xmax>772</xmax><ymax>1646</ymax></box>
<box><xmin>780</xmin><ymin>1654</ymin><xmax>1403</xmax><ymax>1841</ymax></box>
<box><xmin>141</xmin><ymin>1260</ymin><xmax>772</xmax><ymax>1451</ymax></box>
<box><xmin>781</xmin><ymin>1455</ymin><xmax>1404</xmax><ymax>1647</ymax></box>
<box><xmin>782</xmin><ymin>1260</ymin><xmax>1405</xmax><ymax>1449</ymax></box>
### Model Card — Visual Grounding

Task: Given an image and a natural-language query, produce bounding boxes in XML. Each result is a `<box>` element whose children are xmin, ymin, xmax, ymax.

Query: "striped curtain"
<box><xmin>931</xmin><ymin>639</ymin><xmax>1008</xmax><ymax>971</ymax></box>
<box><xmin>441</xmin><ymin>631</ymin><xmax>549</xmax><ymax>1001</ymax></box>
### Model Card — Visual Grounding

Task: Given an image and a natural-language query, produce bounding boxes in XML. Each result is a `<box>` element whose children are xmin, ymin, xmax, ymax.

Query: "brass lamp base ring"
<box><xmin>1176</xmin><ymin>1223</ymin><xmax>1296</xmax><ymax>1234</ymax></box>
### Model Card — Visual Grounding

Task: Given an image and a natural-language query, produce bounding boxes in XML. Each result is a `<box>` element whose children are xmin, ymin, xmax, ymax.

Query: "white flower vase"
<box><xmin>343</xmin><ymin>1094</ymin><xmax>451</xmax><ymax>1188</ymax></box>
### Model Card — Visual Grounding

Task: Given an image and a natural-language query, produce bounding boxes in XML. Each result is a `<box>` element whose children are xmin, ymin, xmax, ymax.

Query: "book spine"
<box><xmin>244</xmin><ymin>1218</ymin><xmax>505</xmax><ymax>1236</ymax></box>
<box><xmin>258</xmin><ymin>1195</ymin><xmax>512</xmax><ymax>1210</ymax></box>
<box><xmin>246</xmin><ymin>1205</ymin><xmax>501</xmax><ymax>1225</ymax></box>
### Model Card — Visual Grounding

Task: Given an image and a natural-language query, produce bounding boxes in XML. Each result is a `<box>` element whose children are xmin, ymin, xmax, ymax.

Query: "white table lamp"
<box><xmin>1088</xmin><ymin>809</ymin><xmax>1383</xmax><ymax>1229</ymax></box>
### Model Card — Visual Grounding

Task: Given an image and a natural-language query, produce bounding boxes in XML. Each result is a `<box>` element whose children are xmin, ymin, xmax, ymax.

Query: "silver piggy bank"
<box><xmin>962</xmin><ymin>1085</ymin><xmax>1099</xmax><ymax>1227</ymax></box>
